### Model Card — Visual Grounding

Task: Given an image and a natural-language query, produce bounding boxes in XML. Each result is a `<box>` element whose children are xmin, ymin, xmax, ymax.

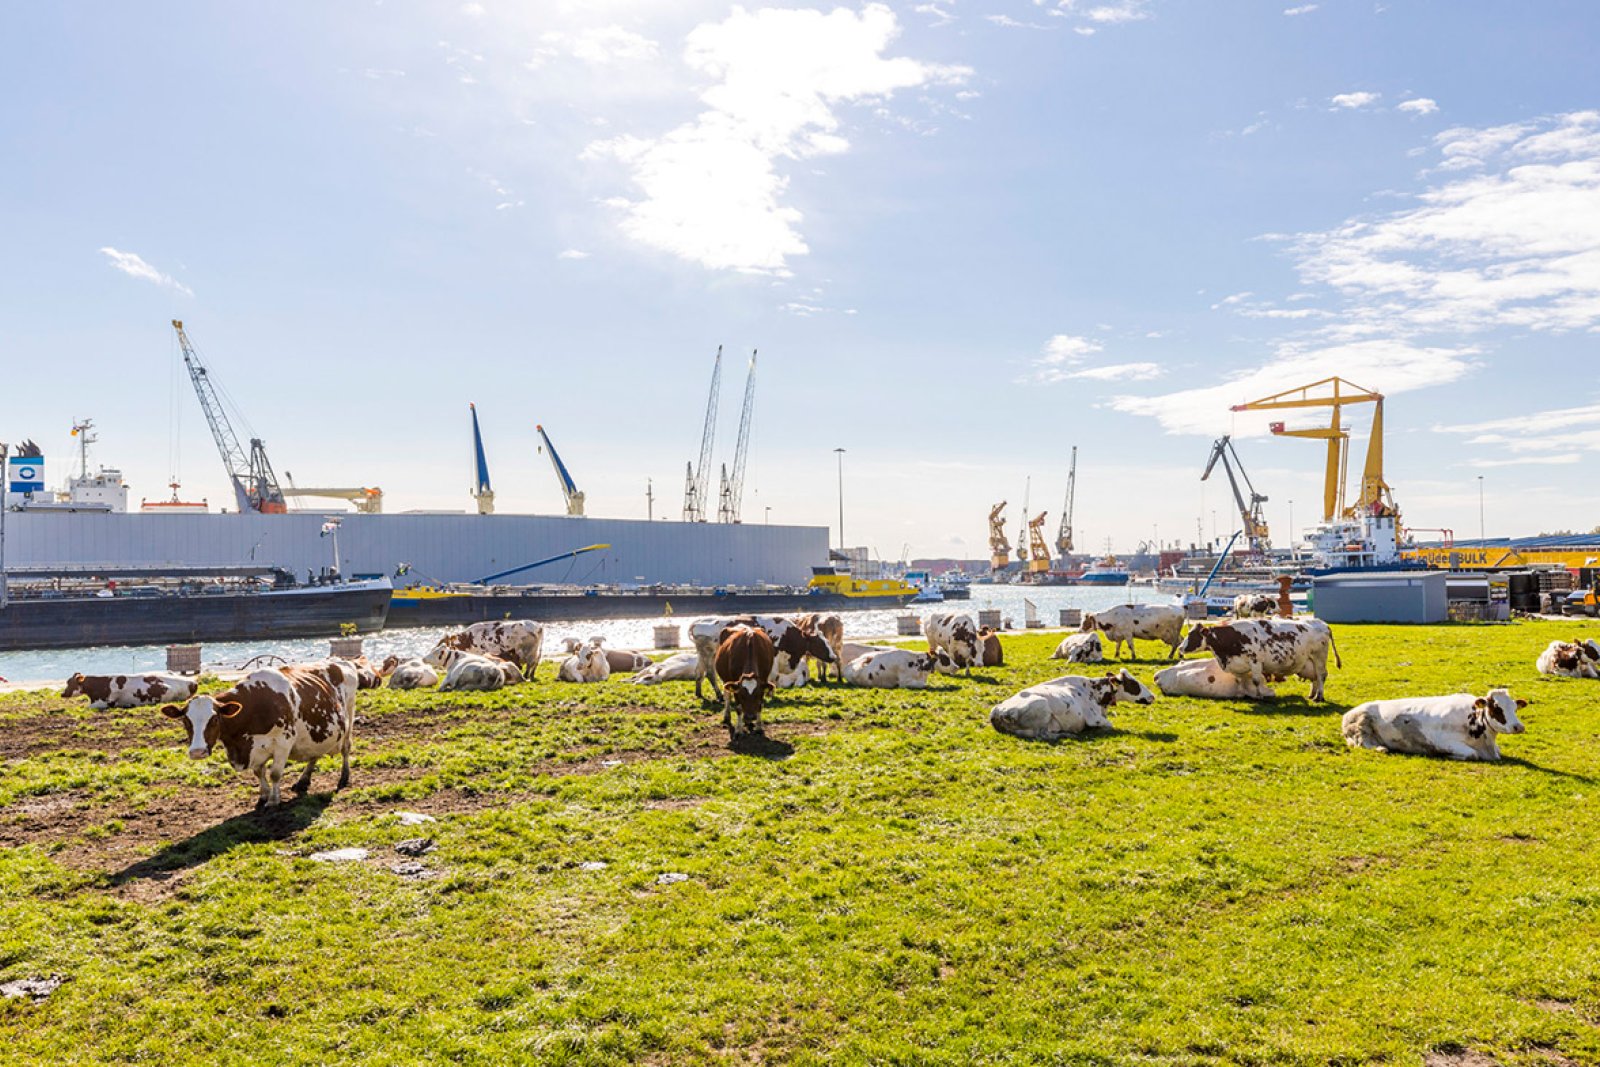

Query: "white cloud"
<box><xmin>1068</xmin><ymin>361</ymin><xmax>1164</xmax><ymax>381</ymax></box>
<box><xmin>1085</xmin><ymin>2</ymin><xmax>1149</xmax><ymax>23</ymax></box>
<box><xmin>557</xmin><ymin>248</ymin><xmax>590</xmax><ymax>259</ymax></box>
<box><xmin>461</xmin><ymin>2</ymin><xmax>485</xmax><ymax>17</ymax></box>
<box><xmin>585</xmin><ymin>4</ymin><xmax>968</xmax><ymax>274</ymax></box>
<box><xmin>1436</xmin><ymin>402</ymin><xmax>1600</xmax><ymax>456</ymax></box>
<box><xmin>1293</xmin><ymin>111</ymin><xmax>1600</xmax><ymax>334</ymax></box>
<box><xmin>531</xmin><ymin>25</ymin><xmax>659</xmax><ymax>67</ymax></box>
<box><xmin>1110</xmin><ymin>340</ymin><xmax>1477</xmax><ymax>435</ymax></box>
<box><xmin>1397</xmin><ymin>97</ymin><xmax>1438</xmax><ymax>116</ymax></box>
<box><xmin>1073</xmin><ymin>25</ymin><xmax>1096</xmax><ymax>35</ymax></box>
<box><xmin>99</xmin><ymin>247</ymin><xmax>193</xmax><ymax>297</ymax></box>
<box><xmin>913</xmin><ymin>4</ymin><xmax>955</xmax><ymax>27</ymax></box>
<box><xmin>1283</xmin><ymin>4</ymin><xmax>1318</xmax><ymax>14</ymax></box>
<box><xmin>1331</xmin><ymin>91</ymin><xmax>1381</xmax><ymax>110</ymax></box>
<box><xmin>1470</xmin><ymin>453</ymin><xmax>1583</xmax><ymax>467</ymax></box>
<box><xmin>1041</xmin><ymin>333</ymin><xmax>1102</xmax><ymax>362</ymax></box>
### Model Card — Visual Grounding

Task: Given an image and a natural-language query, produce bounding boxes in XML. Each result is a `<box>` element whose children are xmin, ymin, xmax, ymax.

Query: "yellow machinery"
<box><xmin>1231</xmin><ymin>376</ymin><xmax>1396</xmax><ymax>522</ymax></box>
<box><xmin>988</xmin><ymin>502</ymin><xmax>1011</xmax><ymax>571</ymax></box>
<box><xmin>281</xmin><ymin>482</ymin><xmax>384</xmax><ymax>514</ymax></box>
<box><xmin>1026</xmin><ymin>512</ymin><xmax>1051</xmax><ymax>574</ymax></box>
<box><xmin>1403</xmin><ymin>544</ymin><xmax>1600</xmax><ymax>571</ymax></box>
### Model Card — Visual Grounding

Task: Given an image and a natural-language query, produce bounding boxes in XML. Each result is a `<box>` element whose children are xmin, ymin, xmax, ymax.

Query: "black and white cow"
<box><xmin>1080</xmin><ymin>604</ymin><xmax>1186</xmax><ymax>660</ymax></box>
<box><xmin>1178</xmin><ymin>617</ymin><xmax>1341</xmax><ymax>701</ymax></box>
<box><xmin>989</xmin><ymin>669</ymin><xmax>1156</xmax><ymax>740</ymax></box>
<box><xmin>1342</xmin><ymin>689</ymin><xmax>1527</xmax><ymax>761</ymax></box>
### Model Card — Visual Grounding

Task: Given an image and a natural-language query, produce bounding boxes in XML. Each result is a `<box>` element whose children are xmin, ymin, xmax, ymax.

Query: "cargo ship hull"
<box><xmin>387</xmin><ymin>589</ymin><xmax>915</xmax><ymax>628</ymax></box>
<box><xmin>0</xmin><ymin>580</ymin><xmax>393</xmax><ymax>652</ymax></box>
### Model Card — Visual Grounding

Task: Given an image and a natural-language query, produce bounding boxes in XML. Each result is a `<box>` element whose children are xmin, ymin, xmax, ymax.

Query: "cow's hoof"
<box><xmin>289</xmin><ymin>781</ymin><xmax>310</xmax><ymax>795</ymax></box>
<box><xmin>336</xmin><ymin>772</ymin><xmax>350</xmax><ymax>789</ymax></box>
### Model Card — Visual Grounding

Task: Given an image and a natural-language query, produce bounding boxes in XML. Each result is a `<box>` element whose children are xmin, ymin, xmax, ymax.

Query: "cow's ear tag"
<box><xmin>1515</xmin><ymin>699</ymin><xmax>1528</xmax><ymax>709</ymax></box>
<box><xmin>1473</xmin><ymin>698</ymin><xmax>1487</xmax><ymax>709</ymax></box>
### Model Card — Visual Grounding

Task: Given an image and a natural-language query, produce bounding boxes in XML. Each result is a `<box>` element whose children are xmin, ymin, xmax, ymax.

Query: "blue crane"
<box><xmin>469</xmin><ymin>403</ymin><xmax>494</xmax><ymax>514</ymax></box>
<box><xmin>536</xmin><ymin>424</ymin><xmax>585</xmax><ymax>517</ymax></box>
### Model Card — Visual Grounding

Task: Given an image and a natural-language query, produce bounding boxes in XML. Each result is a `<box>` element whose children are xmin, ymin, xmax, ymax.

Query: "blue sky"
<box><xmin>3</xmin><ymin>1</ymin><xmax>1597</xmax><ymax>560</ymax></box>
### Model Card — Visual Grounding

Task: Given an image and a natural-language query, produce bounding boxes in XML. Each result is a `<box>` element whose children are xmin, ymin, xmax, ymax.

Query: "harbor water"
<box><xmin>0</xmin><ymin>583</ymin><xmax>1171</xmax><ymax>685</ymax></box>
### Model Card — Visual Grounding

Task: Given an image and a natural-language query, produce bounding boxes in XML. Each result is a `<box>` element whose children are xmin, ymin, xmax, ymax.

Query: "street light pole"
<box><xmin>1288</xmin><ymin>499</ymin><xmax>1295</xmax><ymax>561</ymax></box>
<box><xmin>1477</xmin><ymin>476</ymin><xmax>1485</xmax><ymax>542</ymax></box>
<box><xmin>834</xmin><ymin>448</ymin><xmax>846</xmax><ymax>552</ymax></box>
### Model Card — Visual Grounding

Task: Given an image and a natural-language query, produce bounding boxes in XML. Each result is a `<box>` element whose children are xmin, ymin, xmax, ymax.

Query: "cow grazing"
<box><xmin>1178</xmin><ymin>617</ymin><xmax>1341</xmax><ymax>701</ymax></box>
<box><xmin>690</xmin><ymin>615</ymin><xmax>835</xmax><ymax>699</ymax></box>
<box><xmin>1080</xmin><ymin>604</ymin><xmax>1186</xmax><ymax>660</ymax></box>
<box><xmin>380</xmin><ymin>655</ymin><xmax>439</xmax><ymax>690</ymax></box>
<box><xmin>426</xmin><ymin>620</ymin><xmax>545</xmax><ymax>681</ymax></box>
<box><xmin>989</xmin><ymin>669</ymin><xmax>1157</xmax><ymax>741</ymax></box>
<box><xmin>714</xmin><ymin>625</ymin><xmax>776</xmax><ymax>738</ymax></box>
<box><xmin>435</xmin><ymin>649</ymin><xmax>515</xmax><ymax>692</ymax></box>
<box><xmin>628</xmin><ymin>653</ymin><xmax>699</xmax><ymax>685</ymax></box>
<box><xmin>557</xmin><ymin>641</ymin><xmax>612</xmax><ymax>683</ymax></box>
<box><xmin>1153</xmin><ymin>658</ymin><xmax>1273</xmax><ymax>700</ymax></box>
<box><xmin>1232</xmin><ymin>594</ymin><xmax>1278</xmax><ymax>619</ymax></box>
<box><xmin>62</xmin><ymin>672</ymin><xmax>197</xmax><ymax>709</ymax></box>
<box><xmin>793</xmin><ymin>613</ymin><xmax>846</xmax><ymax>682</ymax></box>
<box><xmin>923</xmin><ymin>612</ymin><xmax>986</xmax><ymax>672</ymax></box>
<box><xmin>1050</xmin><ymin>632</ymin><xmax>1104</xmax><ymax>664</ymax></box>
<box><xmin>843</xmin><ymin>648</ymin><xmax>939</xmax><ymax>689</ymax></box>
<box><xmin>160</xmin><ymin>665</ymin><xmax>354</xmax><ymax>807</ymax></box>
<box><xmin>1535</xmin><ymin>640</ymin><xmax>1600</xmax><ymax>680</ymax></box>
<box><xmin>1342</xmin><ymin>689</ymin><xmax>1527</xmax><ymax>761</ymax></box>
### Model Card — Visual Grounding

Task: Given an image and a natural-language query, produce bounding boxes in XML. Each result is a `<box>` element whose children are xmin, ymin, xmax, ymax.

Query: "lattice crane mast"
<box><xmin>1026</xmin><ymin>511</ymin><xmax>1051</xmax><ymax>574</ymax></box>
<box><xmin>1055</xmin><ymin>445</ymin><xmax>1077</xmax><ymax>556</ymax></box>
<box><xmin>682</xmin><ymin>346</ymin><xmax>722</xmax><ymax>522</ymax></box>
<box><xmin>988</xmin><ymin>502</ymin><xmax>1011</xmax><ymax>571</ymax></box>
<box><xmin>171</xmin><ymin>319</ymin><xmax>286</xmax><ymax>513</ymax></box>
<box><xmin>717</xmin><ymin>351</ymin><xmax>757</xmax><ymax>523</ymax></box>
<box><xmin>1200</xmin><ymin>435</ymin><xmax>1270</xmax><ymax>556</ymax></box>
<box><xmin>1230</xmin><ymin>376</ymin><xmax>1394</xmax><ymax>522</ymax></box>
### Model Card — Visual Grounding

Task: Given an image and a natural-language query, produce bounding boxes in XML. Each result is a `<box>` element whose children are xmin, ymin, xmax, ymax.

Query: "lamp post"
<box><xmin>834</xmin><ymin>448</ymin><xmax>846</xmax><ymax>552</ymax></box>
<box><xmin>1288</xmin><ymin>499</ymin><xmax>1295</xmax><ymax>560</ymax></box>
<box><xmin>1477</xmin><ymin>476</ymin><xmax>1485</xmax><ymax>542</ymax></box>
<box><xmin>764</xmin><ymin>506</ymin><xmax>771</xmax><ymax>525</ymax></box>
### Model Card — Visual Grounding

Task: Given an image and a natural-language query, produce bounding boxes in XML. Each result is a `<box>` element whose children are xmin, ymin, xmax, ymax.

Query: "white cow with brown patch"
<box><xmin>160</xmin><ymin>665</ymin><xmax>354</xmax><ymax>807</ymax></box>
<box><xmin>1535</xmin><ymin>639</ymin><xmax>1600</xmax><ymax>680</ymax></box>
<box><xmin>435</xmin><ymin>649</ymin><xmax>517</xmax><ymax>691</ymax></box>
<box><xmin>380</xmin><ymin>656</ymin><xmax>440</xmax><ymax>690</ymax></box>
<box><xmin>557</xmin><ymin>641</ymin><xmax>612</xmax><ymax>683</ymax></box>
<box><xmin>426</xmin><ymin>620</ymin><xmax>545</xmax><ymax>681</ymax></box>
<box><xmin>1342</xmin><ymin>689</ymin><xmax>1527</xmax><ymax>761</ymax></box>
<box><xmin>923</xmin><ymin>612</ymin><xmax>986</xmax><ymax>672</ymax></box>
<box><xmin>1153</xmin><ymin>658</ymin><xmax>1273</xmax><ymax>700</ymax></box>
<box><xmin>843</xmin><ymin>648</ymin><xmax>940</xmax><ymax>689</ymax></box>
<box><xmin>989</xmin><ymin>669</ymin><xmax>1157</xmax><ymax>740</ymax></box>
<box><xmin>1050</xmin><ymin>632</ymin><xmax>1104</xmax><ymax>664</ymax></box>
<box><xmin>628</xmin><ymin>653</ymin><xmax>699</xmax><ymax>685</ymax></box>
<box><xmin>62</xmin><ymin>672</ymin><xmax>197</xmax><ymax>709</ymax></box>
<box><xmin>1080</xmin><ymin>604</ymin><xmax>1186</xmax><ymax>660</ymax></box>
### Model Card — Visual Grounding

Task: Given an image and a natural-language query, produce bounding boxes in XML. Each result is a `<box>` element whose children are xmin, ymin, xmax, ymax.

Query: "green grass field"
<box><xmin>2</xmin><ymin>620</ymin><xmax>1599</xmax><ymax>1065</ymax></box>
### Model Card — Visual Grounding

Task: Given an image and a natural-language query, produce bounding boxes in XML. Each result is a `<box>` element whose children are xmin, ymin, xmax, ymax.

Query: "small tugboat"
<box><xmin>1077</xmin><ymin>555</ymin><xmax>1132</xmax><ymax>586</ymax></box>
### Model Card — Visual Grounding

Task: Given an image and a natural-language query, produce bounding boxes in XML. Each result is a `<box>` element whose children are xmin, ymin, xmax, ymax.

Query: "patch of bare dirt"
<box><xmin>1424</xmin><ymin>1051</ymin><xmax>1500</xmax><ymax>1067</ymax></box>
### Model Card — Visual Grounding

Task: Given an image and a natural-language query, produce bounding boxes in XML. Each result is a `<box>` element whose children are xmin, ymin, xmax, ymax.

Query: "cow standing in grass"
<box><xmin>715</xmin><ymin>625</ymin><xmax>776</xmax><ymax>739</ymax></box>
<box><xmin>1080</xmin><ymin>604</ymin><xmax>1186</xmax><ymax>660</ymax></box>
<box><xmin>690</xmin><ymin>615</ymin><xmax>835</xmax><ymax>699</ymax></box>
<box><xmin>923</xmin><ymin>613</ymin><xmax>985</xmax><ymax>672</ymax></box>
<box><xmin>1178</xmin><ymin>617</ymin><xmax>1341</xmax><ymax>701</ymax></box>
<box><xmin>1342</xmin><ymin>689</ymin><xmax>1527</xmax><ymax>761</ymax></box>
<box><xmin>793</xmin><ymin>612</ymin><xmax>846</xmax><ymax>682</ymax></box>
<box><xmin>426</xmin><ymin>620</ymin><xmax>545</xmax><ymax>681</ymax></box>
<box><xmin>160</xmin><ymin>665</ymin><xmax>354</xmax><ymax>808</ymax></box>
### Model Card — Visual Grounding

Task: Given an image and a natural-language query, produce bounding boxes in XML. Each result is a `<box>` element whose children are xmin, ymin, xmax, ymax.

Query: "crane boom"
<box><xmin>988</xmin><ymin>502</ymin><xmax>1010</xmax><ymax>571</ymax></box>
<box><xmin>683</xmin><ymin>346</ymin><xmax>722</xmax><ymax>522</ymax></box>
<box><xmin>536</xmin><ymin>424</ymin><xmax>585</xmax><ymax>517</ymax></box>
<box><xmin>470</xmin><ymin>403</ymin><xmax>494</xmax><ymax>515</ymax></box>
<box><xmin>1055</xmin><ymin>446</ymin><xmax>1077</xmax><ymax>555</ymax></box>
<box><xmin>718</xmin><ymin>351</ymin><xmax>757</xmax><ymax>523</ymax></box>
<box><xmin>171</xmin><ymin>320</ymin><xmax>285</xmax><ymax>513</ymax></box>
<box><xmin>1231</xmin><ymin>376</ymin><xmax>1391</xmax><ymax>522</ymax></box>
<box><xmin>1201</xmin><ymin>435</ymin><xmax>1270</xmax><ymax>555</ymax></box>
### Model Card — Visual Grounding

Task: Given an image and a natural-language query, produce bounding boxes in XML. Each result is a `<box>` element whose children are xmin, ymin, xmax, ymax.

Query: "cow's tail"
<box><xmin>1327</xmin><ymin>630</ymin><xmax>1343</xmax><ymax>670</ymax></box>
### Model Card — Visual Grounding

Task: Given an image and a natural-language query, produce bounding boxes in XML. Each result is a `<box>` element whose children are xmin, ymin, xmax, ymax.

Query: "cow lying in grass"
<box><xmin>435</xmin><ymin>649</ymin><xmax>520</xmax><ymax>691</ymax></box>
<box><xmin>62</xmin><ymin>672</ymin><xmax>197</xmax><ymax>709</ymax></box>
<box><xmin>1342</xmin><ymin>689</ymin><xmax>1527</xmax><ymax>762</ymax></box>
<box><xmin>843</xmin><ymin>648</ymin><xmax>940</xmax><ymax>689</ymax></box>
<box><xmin>1050</xmin><ymin>632</ymin><xmax>1104</xmax><ymax>664</ymax></box>
<box><xmin>989</xmin><ymin>669</ymin><xmax>1156</xmax><ymax>740</ymax></box>
<box><xmin>557</xmin><ymin>641</ymin><xmax>611</xmax><ymax>683</ymax></box>
<box><xmin>1535</xmin><ymin>639</ymin><xmax>1600</xmax><ymax>680</ymax></box>
<box><xmin>1153</xmin><ymin>658</ymin><xmax>1272</xmax><ymax>700</ymax></box>
<box><xmin>380</xmin><ymin>655</ymin><xmax>439</xmax><ymax>690</ymax></box>
<box><xmin>628</xmin><ymin>653</ymin><xmax>698</xmax><ymax>685</ymax></box>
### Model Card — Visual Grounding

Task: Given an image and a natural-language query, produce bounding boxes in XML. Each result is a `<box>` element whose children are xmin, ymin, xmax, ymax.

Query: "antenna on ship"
<box><xmin>69</xmin><ymin>418</ymin><xmax>96</xmax><ymax>480</ymax></box>
<box><xmin>683</xmin><ymin>346</ymin><xmax>722</xmax><ymax>523</ymax></box>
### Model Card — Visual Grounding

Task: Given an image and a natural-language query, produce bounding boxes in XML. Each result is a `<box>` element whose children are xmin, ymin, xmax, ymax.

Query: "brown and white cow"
<box><xmin>1153</xmin><ymin>657</ymin><xmax>1272</xmax><ymax>700</ymax></box>
<box><xmin>690</xmin><ymin>615</ymin><xmax>835</xmax><ymax>699</ymax></box>
<box><xmin>557</xmin><ymin>641</ymin><xmax>612</xmax><ymax>683</ymax></box>
<box><xmin>160</xmin><ymin>665</ymin><xmax>354</xmax><ymax>807</ymax></box>
<box><xmin>923</xmin><ymin>612</ymin><xmax>986</xmax><ymax>672</ymax></box>
<box><xmin>1342</xmin><ymin>689</ymin><xmax>1526</xmax><ymax>761</ymax></box>
<box><xmin>426</xmin><ymin>620</ymin><xmax>545</xmax><ymax>681</ymax></box>
<box><xmin>793</xmin><ymin>612</ymin><xmax>846</xmax><ymax>682</ymax></box>
<box><xmin>380</xmin><ymin>655</ymin><xmax>440</xmax><ymax>690</ymax></box>
<box><xmin>715</xmin><ymin>625</ymin><xmax>776</xmax><ymax>738</ymax></box>
<box><xmin>978</xmin><ymin>627</ymin><xmax>1004</xmax><ymax>667</ymax></box>
<box><xmin>1231</xmin><ymin>594</ymin><xmax>1278</xmax><ymax>619</ymax></box>
<box><xmin>434</xmin><ymin>649</ymin><xmax>518</xmax><ymax>691</ymax></box>
<box><xmin>1535</xmin><ymin>639</ymin><xmax>1600</xmax><ymax>680</ymax></box>
<box><xmin>1050</xmin><ymin>632</ymin><xmax>1104</xmax><ymax>664</ymax></box>
<box><xmin>1178</xmin><ymin>617</ymin><xmax>1341</xmax><ymax>701</ymax></box>
<box><xmin>989</xmin><ymin>669</ymin><xmax>1157</xmax><ymax>740</ymax></box>
<box><xmin>842</xmin><ymin>648</ymin><xmax>940</xmax><ymax>689</ymax></box>
<box><xmin>628</xmin><ymin>652</ymin><xmax>699</xmax><ymax>685</ymax></box>
<box><xmin>1080</xmin><ymin>604</ymin><xmax>1187</xmax><ymax>660</ymax></box>
<box><xmin>62</xmin><ymin>672</ymin><xmax>197</xmax><ymax>709</ymax></box>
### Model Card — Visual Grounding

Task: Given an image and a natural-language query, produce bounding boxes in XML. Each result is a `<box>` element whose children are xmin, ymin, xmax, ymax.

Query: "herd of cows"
<box><xmin>51</xmin><ymin>600</ymin><xmax>1600</xmax><ymax>809</ymax></box>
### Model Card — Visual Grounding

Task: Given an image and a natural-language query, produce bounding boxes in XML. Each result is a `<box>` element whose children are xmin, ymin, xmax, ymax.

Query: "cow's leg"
<box><xmin>338</xmin><ymin>718</ymin><xmax>353</xmax><ymax>789</ymax></box>
<box><xmin>254</xmin><ymin>764</ymin><xmax>272</xmax><ymax>809</ymax></box>
<box><xmin>291</xmin><ymin>757</ymin><xmax>319</xmax><ymax>794</ymax></box>
<box><xmin>1249</xmin><ymin>664</ymin><xmax>1269</xmax><ymax>699</ymax></box>
<box><xmin>722</xmin><ymin>689</ymin><xmax>736</xmax><ymax>737</ymax></box>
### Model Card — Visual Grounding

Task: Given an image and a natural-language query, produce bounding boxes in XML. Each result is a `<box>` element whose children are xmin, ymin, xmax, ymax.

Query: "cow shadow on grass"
<box><xmin>1498</xmin><ymin>756</ymin><xmax>1598</xmax><ymax>783</ymax></box>
<box><xmin>727</xmin><ymin>733</ymin><xmax>795</xmax><ymax>760</ymax></box>
<box><xmin>1232</xmin><ymin>697</ymin><xmax>1349</xmax><ymax>718</ymax></box>
<box><xmin>108</xmin><ymin>793</ymin><xmax>333</xmax><ymax>888</ymax></box>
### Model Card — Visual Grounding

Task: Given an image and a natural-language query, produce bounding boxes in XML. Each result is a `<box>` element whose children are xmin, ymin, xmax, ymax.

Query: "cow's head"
<box><xmin>978</xmin><ymin>628</ymin><xmax>1004</xmax><ymax>668</ymax></box>
<box><xmin>928</xmin><ymin>649</ymin><xmax>961</xmax><ymax>676</ymax></box>
<box><xmin>1107</xmin><ymin>668</ymin><xmax>1156</xmax><ymax>707</ymax></box>
<box><xmin>724</xmin><ymin>673</ymin><xmax>772</xmax><ymax>733</ymax></box>
<box><xmin>1578</xmin><ymin>639</ymin><xmax>1599</xmax><ymax>662</ymax></box>
<box><xmin>1475</xmin><ymin>689</ymin><xmax>1527</xmax><ymax>735</ymax></box>
<box><xmin>804</xmin><ymin>632</ymin><xmax>836</xmax><ymax>664</ymax></box>
<box><xmin>160</xmin><ymin>694</ymin><xmax>244</xmax><ymax>758</ymax></box>
<box><xmin>61</xmin><ymin>673</ymin><xmax>87</xmax><ymax>699</ymax></box>
<box><xmin>350</xmin><ymin>657</ymin><xmax>383</xmax><ymax>689</ymax></box>
<box><xmin>1080</xmin><ymin>614</ymin><xmax>1098</xmax><ymax>633</ymax></box>
<box><xmin>1178</xmin><ymin>624</ymin><xmax>1209</xmax><ymax>655</ymax></box>
<box><xmin>379</xmin><ymin>655</ymin><xmax>401</xmax><ymax>676</ymax></box>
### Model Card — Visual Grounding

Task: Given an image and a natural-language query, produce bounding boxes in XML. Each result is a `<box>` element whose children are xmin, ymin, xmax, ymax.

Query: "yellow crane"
<box><xmin>1231</xmin><ymin>376</ymin><xmax>1395</xmax><ymax>522</ymax></box>
<box><xmin>1026</xmin><ymin>512</ymin><xmax>1051</xmax><ymax>574</ymax></box>
<box><xmin>281</xmin><ymin>476</ymin><xmax>384</xmax><ymax>514</ymax></box>
<box><xmin>988</xmin><ymin>502</ymin><xmax>1011</xmax><ymax>571</ymax></box>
